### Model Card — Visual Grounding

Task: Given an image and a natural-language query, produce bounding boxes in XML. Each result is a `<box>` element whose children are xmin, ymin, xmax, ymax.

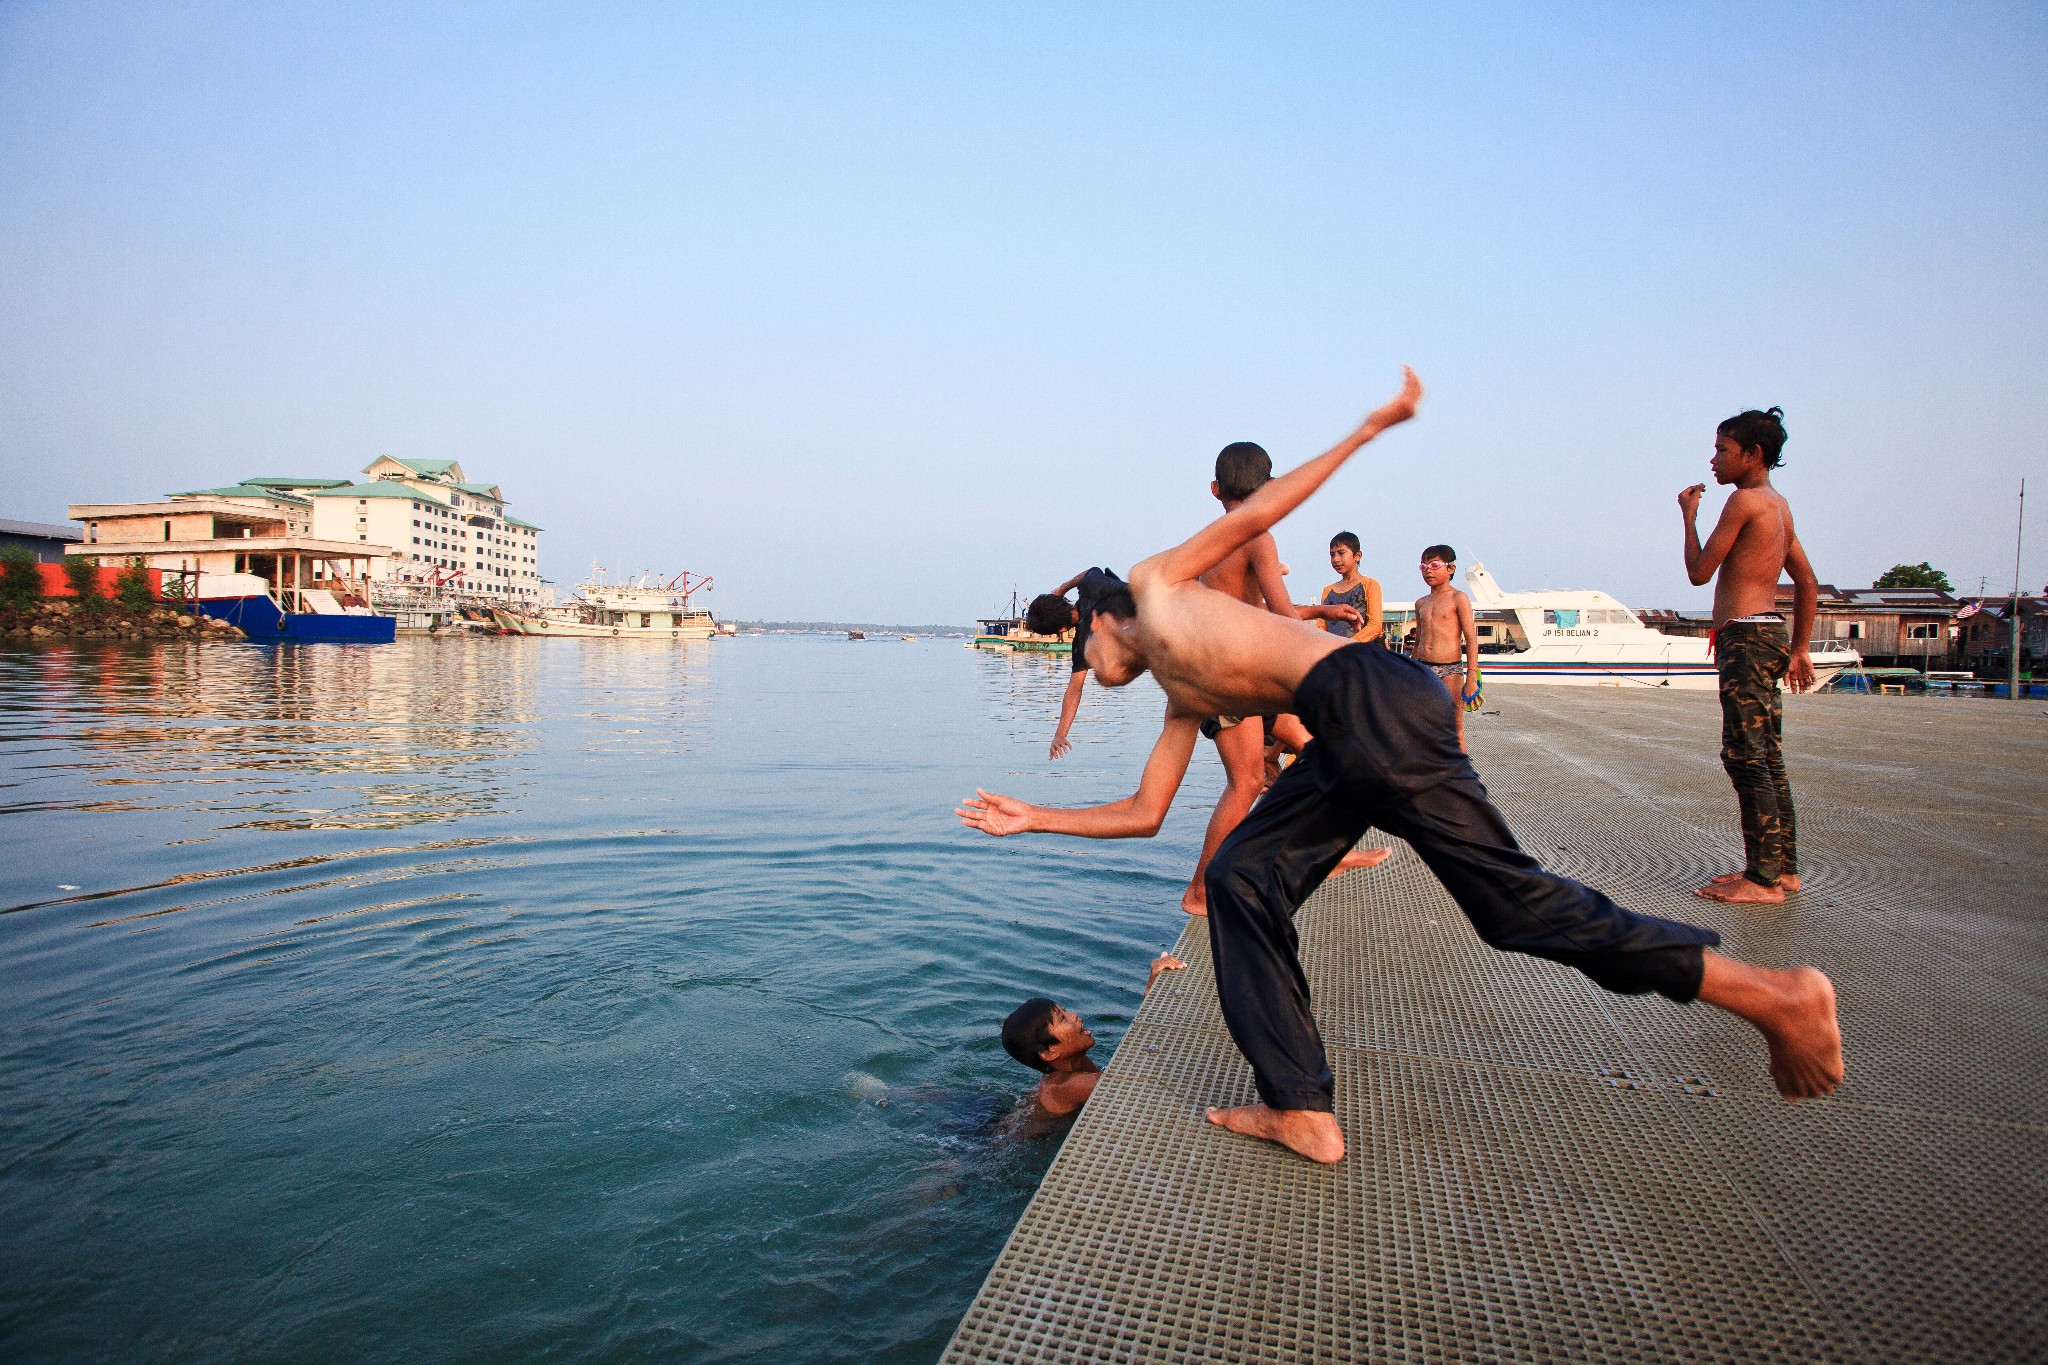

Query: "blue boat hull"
<box><xmin>197</xmin><ymin>598</ymin><xmax>396</xmax><ymax>643</ymax></box>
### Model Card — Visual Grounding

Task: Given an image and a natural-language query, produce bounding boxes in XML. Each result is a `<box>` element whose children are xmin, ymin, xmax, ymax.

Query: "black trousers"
<box><xmin>1204</xmin><ymin>644</ymin><xmax>1721</xmax><ymax>1112</ymax></box>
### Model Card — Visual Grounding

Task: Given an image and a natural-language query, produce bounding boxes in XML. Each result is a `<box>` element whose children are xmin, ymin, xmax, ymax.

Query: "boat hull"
<box><xmin>197</xmin><ymin>597</ymin><xmax>396</xmax><ymax>643</ymax></box>
<box><xmin>490</xmin><ymin>609</ymin><xmax>715</xmax><ymax>640</ymax></box>
<box><xmin>1474</xmin><ymin>653</ymin><xmax>1856</xmax><ymax>691</ymax></box>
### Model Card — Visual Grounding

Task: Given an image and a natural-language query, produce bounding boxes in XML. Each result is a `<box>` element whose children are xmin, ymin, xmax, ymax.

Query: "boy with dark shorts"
<box><xmin>1032</xmin><ymin>568</ymin><xmax>1125</xmax><ymax>760</ymax></box>
<box><xmin>1679</xmin><ymin>406</ymin><xmax>1819</xmax><ymax>905</ymax></box>
<box><xmin>1412</xmin><ymin>544</ymin><xmax>1480</xmax><ymax>751</ymax></box>
<box><xmin>961</xmin><ymin>369</ymin><xmax>1843</xmax><ymax>1165</ymax></box>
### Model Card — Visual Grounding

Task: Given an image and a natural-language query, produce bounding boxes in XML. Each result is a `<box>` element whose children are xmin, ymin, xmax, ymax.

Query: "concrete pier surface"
<box><xmin>943</xmin><ymin>689</ymin><xmax>2048</xmax><ymax>1363</ymax></box>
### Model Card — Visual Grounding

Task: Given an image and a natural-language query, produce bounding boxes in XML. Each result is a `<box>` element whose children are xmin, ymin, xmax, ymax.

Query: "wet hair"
<box><xmin>1024</xmin><ymin>593</ymin><xmax>1075</xmax><ymax>636</ymax></box>
<box><xmin>1421</xmin><ymin>544</ymin><xmax>1456</xmax><ymax>564</ymax></box>
<box><xmin>1086</xmin><ymin>580</ymin><xmax>1137</xmax><ymax>622</ymax></box>
<box><xmin>1002</xmin><ymin>998</ymin><xmax>1059</xmax><ymax>1072</ymax></box>
<box><xmin>1717</xmin><ymin>407</ymin><xmax>1788</xmax><ymax>468</ymax></box>
<box><xmin>1214</xmin><ymin>442</ymin><xmax>1273</xmax><ymax>503</ymax></box>
<box><xmin>1330</xmin><ymin>531</ymin><xmax>1361</xmax><ymax>556</ymax></box>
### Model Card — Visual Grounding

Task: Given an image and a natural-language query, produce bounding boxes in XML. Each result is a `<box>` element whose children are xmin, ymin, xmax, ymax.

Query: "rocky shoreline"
<box><xmin>0</xmin><ymin>601</ymin><xmax>248</xmax><ymax>642</ymax></box>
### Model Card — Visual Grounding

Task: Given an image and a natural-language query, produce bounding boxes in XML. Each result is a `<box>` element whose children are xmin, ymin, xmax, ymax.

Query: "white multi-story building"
<box><xmin>301</xmin><ymin>457</ymin><xmax>545</xmax><ymax>604</ymax></box>
<box><xmin>68</xmin><ymin>458</ymin><xmax>545</xmax><ymax>610</ymax></box>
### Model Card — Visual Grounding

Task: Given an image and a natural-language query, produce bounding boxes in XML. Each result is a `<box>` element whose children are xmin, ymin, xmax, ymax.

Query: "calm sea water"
<box><xmin>0</xmin><ymin>636</ymin><xmax>1213</xmax><ymax>1362</ymax></box>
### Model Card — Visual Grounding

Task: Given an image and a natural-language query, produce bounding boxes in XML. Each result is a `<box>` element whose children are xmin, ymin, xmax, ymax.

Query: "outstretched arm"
<box><xmin>1052</xmin><ymin>569</ymin><xmax>1091</xmax><ymax>597</ymax></box>
<box><xmin>959</xmin><ymin>710</ymin><xmax>1202</xmax><ymax>839</ymax></box>
<box><xmin>1146</xmin><ymin>369</ymin><xmax>1422</xmax><ymax>588</ymax></box>
<box><xmin>1784</xmin><ymin>532</ymin><xmax>1819</xmax><ymax>692</ymax></box>
<box><xmin>1050</xmin><ymin>669</ymin><xmax>1087</xmax><ymax>758</ymax></box>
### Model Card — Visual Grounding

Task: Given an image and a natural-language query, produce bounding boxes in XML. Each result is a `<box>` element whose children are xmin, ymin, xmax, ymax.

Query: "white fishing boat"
<box><xmin>491</xmin><ymin>568</ymin><xmax>719</xmax><ymax>639</ymax></box>
<box><xmin>1384</xmin><ymin>563</ymin><xmax>1858</xmax><ymax>690</ymax></box>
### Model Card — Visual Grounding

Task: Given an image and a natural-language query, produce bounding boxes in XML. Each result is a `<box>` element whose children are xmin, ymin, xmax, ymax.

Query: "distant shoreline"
<box><xmin>729</xmin><ymin>620</ymin><xmax>974</xmax><ymax>635</ymax></box>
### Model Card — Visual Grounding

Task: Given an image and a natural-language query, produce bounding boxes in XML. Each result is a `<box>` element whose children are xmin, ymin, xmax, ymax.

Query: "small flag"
<box><xmin>1956</xmin><ymin>601</ymin><xmax>1982</xmax><ymax>620</ymax></box>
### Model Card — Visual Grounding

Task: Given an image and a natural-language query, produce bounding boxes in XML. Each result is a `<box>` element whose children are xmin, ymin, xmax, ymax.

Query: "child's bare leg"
<box><xmin>1695</xmin><ymin>951</ymin><xmax>1843</xmax><ymax>1099</ymax></box>
<box><xmin>1434</xmin><ymin>673</ymin><xmax>1467</xmax><ymax>752</ymax></box>
<box><xmin>1267</xmin><ymin>713</ymin><xmax>1311</xmax><ymax>753</ymax></box>
<box><xmin>1270</xmin><ymin>712</ymin><xmax>1389</xmax><ymax>866</ymax></box>
<box><xmin>1334</xmin><ymin>845</ymin><xmax>1393</xmax><ymax>872</ymax></box>
<box><xmin>1182</xmin><ymin>720</ymin><xmax>1266</xmax><ymax>917</ymax></box>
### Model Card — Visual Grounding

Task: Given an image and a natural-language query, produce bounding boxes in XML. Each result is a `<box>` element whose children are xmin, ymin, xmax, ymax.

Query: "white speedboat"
<box><xmin>1384</xmin><ymin>563</ymin><xmax>1858</xmax><ymax>691</ymax></box>
<box><xmin>491</xmin><ymin>568</ymin><xmax>719</xmax><ymax>639</ymax></box>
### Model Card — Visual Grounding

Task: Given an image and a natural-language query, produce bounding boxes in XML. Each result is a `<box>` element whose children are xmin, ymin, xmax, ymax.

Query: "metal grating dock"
<box><xmin>943</xmin><ymin>689</ymin><xmax>2048</xmax><ymax>1363</ymax></box>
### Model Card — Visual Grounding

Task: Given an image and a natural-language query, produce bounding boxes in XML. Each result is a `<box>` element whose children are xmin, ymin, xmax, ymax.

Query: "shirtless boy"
<box><xmin>1183</xmin><ymin>444</ymin><xmax>1387</xmax><ymax>915</ymax></box>
<box><xmin>1002</xmin><ymin>952</ymin><xmax>1186</xmax><ymax>1118</ymax></box>
<box><xmin>960</xmin><ymin>369</ymin><xmax>1843</xmax><ymax>1165</ymax></box>
<box><xmin>1412</xmin><ymin>545</ymin><xmax>1479</xmax><ymax>751</ymax></box>
<box><xmin>1318</xmin><ymin>532</ymin><xmax>1383</xmax><ymax>643</ymax></box>
<box><xmin>1029</xmin><ymin>568</ymin><xmax>1123</xmax><ymax>760</ymax></box>
<box><xmin>1032</xmin><ymin>455</ymin><xmax>1384</xmax><ymax>918</ymax></box>
<box><xmin>1680</xmin><ymin>406</ymin><xmax>1819</xmax><ymax>906</ymax></box>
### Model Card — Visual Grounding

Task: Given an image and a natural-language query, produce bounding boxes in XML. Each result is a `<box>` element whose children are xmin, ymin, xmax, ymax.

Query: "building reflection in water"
<box><xmin>9</xmin><ymin>637</ymin><xmax>542</xmax><ymax>831</ymax></box>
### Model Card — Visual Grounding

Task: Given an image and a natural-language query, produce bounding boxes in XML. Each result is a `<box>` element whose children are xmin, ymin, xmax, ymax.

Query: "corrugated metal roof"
<box><xmin>0</xmin><ymin>518</ymin><xmax>81</xmax><ymax>540</ymax></box>
<box><xmin>168</xmin><ymin>486</ymin><xmax>314</xmax><ymax>506</ymax></box>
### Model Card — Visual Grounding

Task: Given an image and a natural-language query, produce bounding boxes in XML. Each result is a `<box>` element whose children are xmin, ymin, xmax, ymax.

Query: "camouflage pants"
<box><xmin>1717</xmin><ymin>621</ymin><xmax>1798</xmax><ymax>887</ymax></box>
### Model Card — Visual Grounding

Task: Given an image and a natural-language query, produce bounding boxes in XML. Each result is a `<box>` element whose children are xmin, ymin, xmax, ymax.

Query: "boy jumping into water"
<box><xmin>1412</xmin><ymin>545</ymin><xmax>1479</xmax><ymax>752</ymax></box>
<box><xmin>1318</xmin><ymin>532</ymin><xmax>1383</xmax><ymax>643</ymax></box>
<box><xmin>1680</xmin><ymin>406</ymin><xmax>1819</xmax><ymax>905</ymax></box>
<box><xmin>960</xmin><ymin>369</ymin><xmax>1843</xmax><ymax>1165</ymax></box>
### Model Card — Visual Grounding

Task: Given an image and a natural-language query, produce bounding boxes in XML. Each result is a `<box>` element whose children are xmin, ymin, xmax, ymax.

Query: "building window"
<box><xmin>1846</xmin><ymin>622</ymin><xmax>1864</xmax><ymax>639</ymax></box>
<box><xmin>1907</xmin><ymin>623</ymin><xmax>1939</xmax><ymax>640</ymax></box>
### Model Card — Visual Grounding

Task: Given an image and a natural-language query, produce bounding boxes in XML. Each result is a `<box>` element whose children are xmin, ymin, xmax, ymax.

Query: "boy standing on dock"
<box><xmin>1411</xmin><ymin>545</ymin><xmax>1479</xmax><ymax>752</ymax></box>
<box><xmin>960</xmin><ymin>369</ymin><xmax>1843</xmax><ymax>1165</ymax></box>
<box><xmin>1679</xmin><ymin>407</ymin><xmax>1819</xmax><ymax>906</ymax></box>
<box><xmin>1317</xmin><ymin>532</ymin><xmax>1382</xmax><ymax>643</ymax></box>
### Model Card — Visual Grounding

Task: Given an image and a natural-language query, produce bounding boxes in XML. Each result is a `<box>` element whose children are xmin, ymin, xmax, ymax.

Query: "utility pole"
<box><xmin>2012</xmin><ymin>479</ymin><xmax>2027</xmax><ymax>703</ymax></box>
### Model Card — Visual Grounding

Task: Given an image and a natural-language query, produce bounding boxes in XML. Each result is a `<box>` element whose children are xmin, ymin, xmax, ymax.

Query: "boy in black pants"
<box><xmin>959</xmin><ymin>369</ymin><xmax>1843</xmax><ymax>1164</ymax></box>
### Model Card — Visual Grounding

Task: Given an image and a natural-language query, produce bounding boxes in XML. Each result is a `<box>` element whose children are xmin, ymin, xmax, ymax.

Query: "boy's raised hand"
<box><xmin>1366</xmin><ymin>366</ymin><xmax>1424</xmax><ymax>432</ymax></box>
<box><xmin>1678</xmin><ymin>483</ymin><xmax>1707</xmax><ymax>519</ymax></box>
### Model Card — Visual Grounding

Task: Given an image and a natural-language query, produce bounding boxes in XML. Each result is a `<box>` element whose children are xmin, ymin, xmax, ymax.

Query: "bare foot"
<box><xmin>1698</xmin><ymin>876</ymin><xmax>1785</xmax><ymax>904</ymax></box>
<box><xmin>1705</xmin><ymin>871</ymin><xmax>1800</xmax><ymax>892</ymax></box>
<box><xmin>1179</xmin><ymin>887</ymin><xmax>1208</xmax><ymax>918</ymax></box>
<box><xmin>1205</xmin><ymin>1103</ymin><xmax>1345</xmax><ymax>1163</ymax></box>
<box><xmin>1331</xmin><ymin>847</ymin><xmax>1393</xmax><ymax>875</ymax></box>
<box><xmin>1698</xmin><ymin>955</ymin><xmax>1844</xmax><ymax>1101</ymax></box>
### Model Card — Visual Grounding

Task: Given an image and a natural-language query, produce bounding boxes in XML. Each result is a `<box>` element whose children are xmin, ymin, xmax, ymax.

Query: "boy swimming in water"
<box><xmin>959</xmin><ymin>368</ymin><xmax>1843</xmax><ymax>1165</ymax></box>
<box><xmin>1318</xmin><ymin>532</ymin><xmax>1382</xmax><ymax>642</ymax></box>
<box><xmin>1003</xmin><ymin>953</ymin><xmax>1187</xmax><ymax>1118</ymax></box>
<box><xmin>1412</xmin><ymin>544</ymin><xmax>1479</xmax><ymax>752</ymax></box>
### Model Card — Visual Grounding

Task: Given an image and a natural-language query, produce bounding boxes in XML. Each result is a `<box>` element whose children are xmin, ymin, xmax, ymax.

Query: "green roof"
<box><xmin>241</xmin><ymin>476</ymin><xmax>350</xmax><ymax>489</ymax></box>
<box><xmin>388</xmin><ymin>457</ymin><xmax>459</xmax><ymax>475</ymax></box>
<box><xmin>502</xmin><ymin>515</ymin><xmax>542</xmax><ymax>530</ymax></box>
<box><xmin>170</xmin><ymin>486</ymin><xmax>312</xmax><ymax>505</ymax></box>
<box><xmin>306</xmin><ymin>483</ymin><xmax>450</xmax><ymax>503</ymax></box>
<box><xmin>451</xmin><ymin>481</ymin><xmax>503</xmax><ymax>498</ymax></box>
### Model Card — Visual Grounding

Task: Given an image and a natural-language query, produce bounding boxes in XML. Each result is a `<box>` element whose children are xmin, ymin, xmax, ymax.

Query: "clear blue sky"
<box><xmin>3</xmin><ymin>3</ymin><xmax>2042</xmax><ymax>621</ymax></box>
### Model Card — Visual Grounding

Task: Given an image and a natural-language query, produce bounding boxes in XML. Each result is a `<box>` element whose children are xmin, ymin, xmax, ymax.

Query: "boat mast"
<box><xmin>2011</xmin><ymin>479</ymin><xmax>2027</xmax><ymax>703</ymax></box>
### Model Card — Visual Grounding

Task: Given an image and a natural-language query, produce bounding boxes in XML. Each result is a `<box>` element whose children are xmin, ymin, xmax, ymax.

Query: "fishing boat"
<box><xmin>490</xmin><ymin>568</ymin><xmax>719</xmax><ymax>639</ymax></box>
<box><xmin>969</xmin><ymin>592</ymin><xmax>1072</xmax><ymax>654</ymax></box>
<box><xmin>1382</xmin><ymin>563</ymin><xmax>1858</xmax><ymax>690</ymax></box>
<box><xmin>190</xmin><ymin>571</ymin><xmax>396</xmax><ymax>643</ymax></box>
